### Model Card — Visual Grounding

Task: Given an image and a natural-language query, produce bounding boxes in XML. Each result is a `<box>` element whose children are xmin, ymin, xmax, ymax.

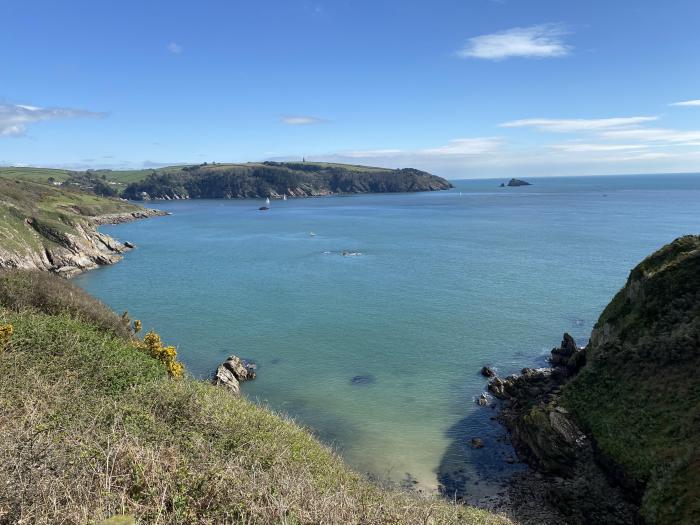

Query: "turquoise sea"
<box><xmin>74</xmin><ymin>174</ymin><xmax>700</xmax><ymax>497</ymax></box>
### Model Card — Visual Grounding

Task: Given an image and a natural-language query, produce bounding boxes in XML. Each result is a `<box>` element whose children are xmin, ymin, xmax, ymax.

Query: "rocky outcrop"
<box><xmin>487</xmin><ymin>337</ymin><xmax>640</xmax><ymax>524</ymax></box>
<box><xmin>505</xmin><ymin>178</ymin><xmax>532</xmax><ymax>187</ymax></box>
<box><xmin>213</xmin><ymin>355</ymin><xmax>256</xmax><ymax>395</ymax></box>
<box><xmin>0</xmin><ymin>209</ymin><xmax>168</xmax><ymax>276</ymax></box>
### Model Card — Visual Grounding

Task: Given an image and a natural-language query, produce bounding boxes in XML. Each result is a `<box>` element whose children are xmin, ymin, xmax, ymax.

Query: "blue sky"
<box><xmin>1</xmin><ymin>0</ymin><xmax>699</xmax><ymax>178</ymax></box>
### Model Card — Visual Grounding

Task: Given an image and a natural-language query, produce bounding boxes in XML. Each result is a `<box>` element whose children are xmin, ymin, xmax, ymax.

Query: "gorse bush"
<box><xmin>0</xmin><ymin>308</ymin><xmax>509</xmax><ymax>524</ymax></box>
<box><xmin>140</xmin><ymin>331</ymin><xmax>184</xmax><ymax>379</ymax></box>
<box><xmin>0</xmin><ymin>324</ymin><xmax>12</xmax><ymax>352</ymax></box>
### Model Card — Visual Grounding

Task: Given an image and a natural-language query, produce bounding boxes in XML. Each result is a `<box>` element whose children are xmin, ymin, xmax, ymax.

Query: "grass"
<box><xmin>0</xmin><ymin>178</ymin><xmax>143</xmax><ymax>266</ymax></box>
<box><xmin>0</xmin><ymin>271</ymin><xmax>510</xmax><ymax>525</ymax></box>
<box><xmin>562</xmin><ymin>235</ymin><xmax>700</xmax><ymax>525</ymax></box>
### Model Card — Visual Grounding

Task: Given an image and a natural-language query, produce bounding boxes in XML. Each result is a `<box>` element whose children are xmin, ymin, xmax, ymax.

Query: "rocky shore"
<box><xmin>484</xmin><ymin>334</ymin><xmax>640</xmax><ymax>524</ymax></box>
<box><xmin>0</xmin><ymin>208</ymin><xmax>168</xmax><ymax>276</ymax></box>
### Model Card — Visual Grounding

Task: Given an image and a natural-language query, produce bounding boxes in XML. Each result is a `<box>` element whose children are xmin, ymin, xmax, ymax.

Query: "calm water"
<box><xmin>75</xmin><ymin>174</ymin><xmax>700</xmax><ymax>495</ymax></box>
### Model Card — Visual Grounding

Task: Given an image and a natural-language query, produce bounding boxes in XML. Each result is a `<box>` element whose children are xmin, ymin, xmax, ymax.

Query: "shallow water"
<box><xmin>74</xmin><ymin>174</ymin><xmax>700</xmax><ymax>494</ymax></box>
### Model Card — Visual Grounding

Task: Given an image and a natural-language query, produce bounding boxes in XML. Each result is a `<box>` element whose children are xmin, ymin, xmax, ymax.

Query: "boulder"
<box><xmin>213</xmin><ymin>364</ymin><xmax>240</xmax><ymax>395</ymax></box>
<box><xmin>212</xmin><ymin>355</ymin><xmax>256</xmax><ymax>395</ymax></box>
<box><xmin>488</xmin><ymin>377</ymin><xmax>509</xmax><ymax>400</ymax></box>
<box><xmin>480</xmin><ymin>366</ymin><xmax>496</xmax><ymax>378</ymax></box>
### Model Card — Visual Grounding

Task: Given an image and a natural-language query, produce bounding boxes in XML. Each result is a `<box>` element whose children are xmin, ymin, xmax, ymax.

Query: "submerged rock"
<box><xmin>470</xmin><ymin>438</ymin><xmax>484</xmax><ymax>449</ymax></box>
<box><xmin>350</xmin><ymin>374</ymin><xmax>375</xmax><ymax>385</ymax></box>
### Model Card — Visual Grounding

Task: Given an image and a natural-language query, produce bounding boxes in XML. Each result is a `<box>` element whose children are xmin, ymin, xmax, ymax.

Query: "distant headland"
<box><xmin>0</xmin><ymin>162</ymin><xmax>452</xmax><ymax>201</ymax></box>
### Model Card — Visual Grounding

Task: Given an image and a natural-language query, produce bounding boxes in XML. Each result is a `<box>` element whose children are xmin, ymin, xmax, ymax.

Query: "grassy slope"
<box><xmin>0</xmin><ymin>272</ymin><xmax>509</xmax><ymax>525</ymax></box>
<box><xmin>0</xmin><ymin>178</ymin><xmax>141</xmax><ymax>259</ymax></box>
<box><xmin>562</xmin><ymin>236</ymin><xmax>700</xmax><ymax>525</ymax></box>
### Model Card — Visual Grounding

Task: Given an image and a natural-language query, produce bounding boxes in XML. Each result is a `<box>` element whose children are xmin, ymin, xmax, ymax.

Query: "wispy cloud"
<box><xmin>670</xmin><ymin>99</ymin><xmax>700</xmax><ymax>107</ymax></box>
<box><xmin>281</xmin><ymin>115</ymin><xmax>328</xmax><ymax>125</ymax></box>
<box><xmin>550</xmin><ymin>143</ymin><xmax>649</xmax><ymax>153</ymax></box>
<box><xmin>419</xmin><ymin>137</ymin><xmax>504</xmax><ymax>156</ymax></box>
<box><xmin>599</xmin><ymin>128</ymin><xmax>700</xmax><ymax>145</ymax></box>
<box><xmin>457</xmin><ymin>24</ymin><xmax>571</xmax><ymax>60</ymax></box>
<box><xmin>0</xmin><ymin>103</ymin><xmax>106</xmax><ymax>137</ymax></box>
<box><xmin>500</xmin><ymin>116</ymin><xmax>658</xmax><ymax>132</ymax></box>
<box><xmin>167</xmin><ymin>42</ymin><xmax>183</xmax><ymax>54</ymax></box>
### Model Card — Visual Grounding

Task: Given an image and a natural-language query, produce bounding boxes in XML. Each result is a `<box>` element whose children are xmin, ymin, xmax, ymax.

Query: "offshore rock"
<box><xmin>213</xmin><ymin>355</ymin><xmax>256</xmax><ymax>395</ymax></box>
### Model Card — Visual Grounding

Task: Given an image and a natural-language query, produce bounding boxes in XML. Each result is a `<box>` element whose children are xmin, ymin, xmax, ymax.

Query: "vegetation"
<box><xmin>0</xmin><ymin>270</ymin><xmax>509</xmax><ymax>524</ymax></box>
<box><xmin>121</xmin><ymin>162</ymin><xmax>452</xmax><ymax>200</ymax></box>
<box><xmin>562</xmin><ymin>235</ymin><xmax>700</xmax><ymax>525</ymax></box>
<box><xmin>0</xmin><ymin>178</ymin><xmax>145</xmax><ymax>272</ymax></box>
<box><xmin>0</xmin><ymin>161</ymin><xmax>453</xmax><ymax>200</ymax></box>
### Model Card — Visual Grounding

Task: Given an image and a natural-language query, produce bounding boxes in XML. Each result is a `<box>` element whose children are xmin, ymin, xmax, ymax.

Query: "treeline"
<box><xmin>121</xmin><ymin>163</ymin><xmax>451</xmax><ymax>200</ymax></box>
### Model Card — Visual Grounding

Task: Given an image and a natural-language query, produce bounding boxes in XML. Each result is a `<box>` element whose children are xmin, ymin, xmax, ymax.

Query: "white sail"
<box><xmin>266</xmin><ymin>197</ymin><xmax>270</xmax><ymax>205</ymax></box>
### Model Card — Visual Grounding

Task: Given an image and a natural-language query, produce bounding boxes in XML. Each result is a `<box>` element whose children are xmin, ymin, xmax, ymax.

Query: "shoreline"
<box><xmin>0</xmin><ymin>208</ymin><xmax>169</xmax><ymax>277</ymax></box>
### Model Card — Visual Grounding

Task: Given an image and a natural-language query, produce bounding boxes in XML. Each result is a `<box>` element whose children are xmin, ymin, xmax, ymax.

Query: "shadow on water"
<box><xmin>437</xmin><ymin>399</ymin><xmax>526</xmax><ymax>505</ymax></box>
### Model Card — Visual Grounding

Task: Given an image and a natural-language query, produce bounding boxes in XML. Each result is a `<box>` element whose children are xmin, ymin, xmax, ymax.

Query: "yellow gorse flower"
<box><xmin>140</xmin><ymin>330</ymin><xmax>184</xmax><ymax>379</ymax></box>
<box><xmin>0</xmin><ymin>323</ymin><xmax>13</xmax><ymax>352</ymax></box>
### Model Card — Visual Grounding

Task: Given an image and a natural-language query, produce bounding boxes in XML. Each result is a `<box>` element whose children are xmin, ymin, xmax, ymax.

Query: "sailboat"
<box><xmin>283</xmin><ymin>194</ymin><xmax>287</xmax><ymax>201</ymax></box>
<box><xmin>266</xmin><ymin>197</ymin><xmax>270</xmax><ymax>205</ymax></box>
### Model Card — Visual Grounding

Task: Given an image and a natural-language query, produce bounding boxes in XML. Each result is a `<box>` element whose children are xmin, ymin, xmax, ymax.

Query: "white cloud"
<box><xmin>281</xmin><ymin>115</ymin><xmax>328</xmax><ymax>125</ymax></box>
<box><xmin>669</xmin><ymin>99</ymin><xmax>700</xmax><ymax>107</ymax></box>
<box><xmin>342</xmin><ymin>149</ymin><xmax>404</xmax><ymax>158</ymax></box>
<box><xmin>0</xmin><ymin>103</ymin><xmax>105</xmax><ymax>137</ymax></box>
<box><xmin>167</xmin><ymin>42</ymin><xmax>183</xmax><ymax>54</ymax></box>
<box><xmin>550</xmin><ymin>143</ymin><xmax>649</xmax><ymax>152</ymax></box>
<box><xmin>457</xmin><ymin>24</ymin><xmax>571</xmax><ymax>60</ymax></box>
<box><xmin>500</xmin><ymin>116</ymin><xmax>658</xmax><ymax>132</ymax></box>
<box><xmin>419</xmin><ymin>137</ymin><xmax>504</xmax><ymax>156</ymax></box>
<box><xmin>599</xmin><ymin>127</ymin><xmax>700</xmax><ymax>145</ymax></box>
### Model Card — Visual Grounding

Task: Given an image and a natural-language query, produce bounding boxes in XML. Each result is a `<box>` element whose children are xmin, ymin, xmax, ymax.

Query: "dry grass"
<box><xmin>0</xmin><ymin>270</ymin><xmax>132</xmax><ymax>339</ymax></box>
<box><xmin>0</xmin><ymin>285</ymin><xmax>510</xmax><ymax>524</ymax></box>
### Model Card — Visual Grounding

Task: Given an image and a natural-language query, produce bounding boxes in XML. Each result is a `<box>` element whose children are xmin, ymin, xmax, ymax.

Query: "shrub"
<box><xmin>141</xmin><ymin>331</ymin><xmax>184</xmax><ymax>379</ymax></box>
<box><xmin>0</xmin><ymin>270</ymin><xmax>132</xmax><ymax>339</ymax></box>
<box><xmin>0</xmin><ymin>323</ymin><xmax>12</xmax><ymax>352</ymax></box>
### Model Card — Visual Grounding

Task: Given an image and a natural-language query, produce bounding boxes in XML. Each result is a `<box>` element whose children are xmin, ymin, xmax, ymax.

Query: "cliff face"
<box><xmin>488</xmin><ymin>236</ymin><xmax>700</xmax><ymax>525</ymax></box>
<box><xmin>0</xmin><ymin>179</ymin><xmax>167</xmax><ymax>276</ymax></box>
<box><xmin>122</xmin><ymin>162</ymin><xmax>452</xmax><ymax>200</ymax></box>
<box><xmin>563</xmin><ymin>236</ymin><xmax>700</xmax><ymax>524</ymax></box>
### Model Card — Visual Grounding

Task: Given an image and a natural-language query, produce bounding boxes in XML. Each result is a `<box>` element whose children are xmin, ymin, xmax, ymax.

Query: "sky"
<box><xmin>1</xmin><ymin>0</ymin><xmax>699</xmax><ymax>179</ymax></box>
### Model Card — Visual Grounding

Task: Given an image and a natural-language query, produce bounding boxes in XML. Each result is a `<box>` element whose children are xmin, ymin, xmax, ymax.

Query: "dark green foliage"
<box><xmin>563</xmin><ymin>235</ymin><xmax>700</xmax><ymax>524</ymax></box>
<box><xmin>0</xmin><ymin>270</ymin><xmax>132</xmax><ymax>339</ymax></box>
<box><xmin>122</xmin><ymin>162</ymin><xmax>451</xmax><ymax>200</ymax></box>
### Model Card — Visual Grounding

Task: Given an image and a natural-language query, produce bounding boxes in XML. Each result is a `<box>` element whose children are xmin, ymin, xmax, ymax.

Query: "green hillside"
<box><xmin>0</xmin><ymin>270</ymin><xmax>509</xmax><ymax>525</ymax></box>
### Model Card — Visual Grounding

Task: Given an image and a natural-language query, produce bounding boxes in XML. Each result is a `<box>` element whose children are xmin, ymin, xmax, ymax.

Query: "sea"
<box><xmin>74</xmin><ymin>173</ymin><xmax>700</xmax><ymax>498</ymax></box>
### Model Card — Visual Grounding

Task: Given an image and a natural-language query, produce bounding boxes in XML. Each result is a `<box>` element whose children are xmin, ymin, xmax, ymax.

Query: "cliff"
<box><xmin>121</xmin><ymin>162</ymin><xmax>452</xmax><ymax>200</ymax></box>
<box><xmin>0</xmin><ymin>179</ymin><xmax>167</xmax><ymax>276</ymax></box>
<box><xmin>487</xmin><ymin>236</ymin><xmax>700</xmax><ymax>524</ymax></box>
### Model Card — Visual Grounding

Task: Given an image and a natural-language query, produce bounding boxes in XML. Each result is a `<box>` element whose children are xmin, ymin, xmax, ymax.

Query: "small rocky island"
<box><xmin>500</xmin><ymin>178</ymin><xmax>532</xmax><ymax>187</ymax></box>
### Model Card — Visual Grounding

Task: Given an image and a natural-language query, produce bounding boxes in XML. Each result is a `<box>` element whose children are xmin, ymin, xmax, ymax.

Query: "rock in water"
<box><xmin>470</xmin><ymin>438</ymin><xmax>484</xmax><ymax>449</ymax></box>
<box><xmin>506</xmin><ymin>178</ymin><xmax>531</xmax><ymax>187</ymax></box>
<box><xmin>213</xmin><ymin>355</ymin><xmax>256</xmax><ymax>395</ymax></box>
<box><xmin>480</xmin><ymin>366</ymin><xmax>496</xmax><ymax>378</ymax></box>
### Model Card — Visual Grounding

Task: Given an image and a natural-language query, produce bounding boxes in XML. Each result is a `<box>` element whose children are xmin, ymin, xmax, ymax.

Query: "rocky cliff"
<box><xmin>487</xmin><ymin>236</ymin><xmax>700</xmax><ymax>524</ymax></box>
<box><xmin>0</xmin><ymin>179</ymin><xmax>167</xmax><ymax>276</ymax></box>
